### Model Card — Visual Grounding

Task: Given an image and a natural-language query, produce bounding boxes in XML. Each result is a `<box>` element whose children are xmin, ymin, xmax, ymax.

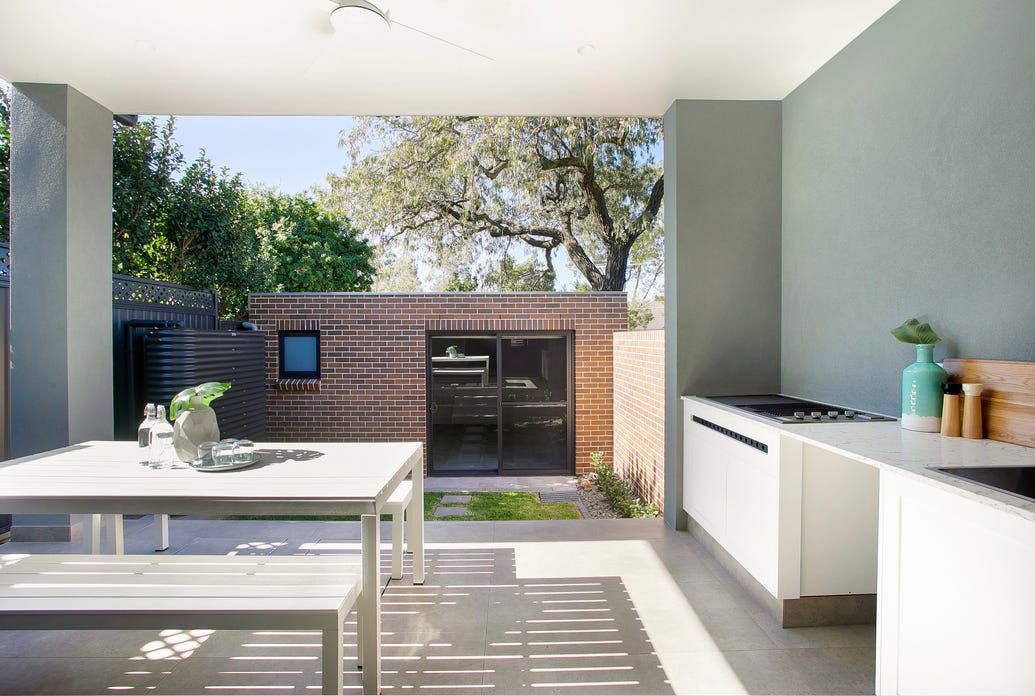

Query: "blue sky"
<box><xmin>157</xmin><ymin>115</ymin><xmax>355</xmax><ymax>194</ymax></box>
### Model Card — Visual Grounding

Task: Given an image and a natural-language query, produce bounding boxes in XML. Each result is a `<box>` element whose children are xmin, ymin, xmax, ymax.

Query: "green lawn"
<box><xmin>228</xmin><ymin>491</ymin><xmax>580</xmax><ymax>522</ymax></box>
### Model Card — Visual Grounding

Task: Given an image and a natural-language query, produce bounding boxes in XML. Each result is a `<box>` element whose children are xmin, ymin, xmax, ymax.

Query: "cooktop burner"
<box><xmin>706</xmin><ymin>394</ymin><xmax>896</xmax><ymax>424</ymax></box>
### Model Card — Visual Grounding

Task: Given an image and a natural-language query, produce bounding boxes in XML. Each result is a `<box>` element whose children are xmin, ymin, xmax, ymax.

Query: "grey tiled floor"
<box><xmin>0</xmin><ymin>517</ymin><xmax>875</xmax><ymax>694</ymax></box>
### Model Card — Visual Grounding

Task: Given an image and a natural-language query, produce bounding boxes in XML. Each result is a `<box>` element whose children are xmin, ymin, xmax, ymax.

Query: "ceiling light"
<box><xmin>576</xmin><ymin>43</ymin><xmax>595</xmax><ymax>56</ymax></box>
<box><xmin>330</xmin><ymin>0</ymin><xmax>391</xmax><ymax>33</ymax></box>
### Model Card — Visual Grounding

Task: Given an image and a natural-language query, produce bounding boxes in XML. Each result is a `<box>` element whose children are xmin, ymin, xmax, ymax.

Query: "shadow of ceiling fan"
<box><xmin>305</xmin><ymin>0</ymin><xmax>494</xmax><ymax>77</ymax></box>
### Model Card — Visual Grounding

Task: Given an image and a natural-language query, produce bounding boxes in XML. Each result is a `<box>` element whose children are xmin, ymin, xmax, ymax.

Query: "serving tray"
<box><xmin>190</xmin><ymin>453</ymin><xmax>261</xmax><ymax>472</ymax></box>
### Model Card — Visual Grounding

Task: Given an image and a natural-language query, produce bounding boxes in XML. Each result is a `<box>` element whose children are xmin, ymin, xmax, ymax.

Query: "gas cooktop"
<box><xmin>706</xmin><ymin>394</ymin><xmax>896</xmax><ymax>424</ymax></box>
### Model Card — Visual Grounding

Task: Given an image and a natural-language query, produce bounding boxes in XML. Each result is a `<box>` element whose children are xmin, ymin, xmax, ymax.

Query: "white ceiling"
<box><xmin>0</xmin><ymin>0</ymin><xmax>899</xmax><ymax>116</ymax></box>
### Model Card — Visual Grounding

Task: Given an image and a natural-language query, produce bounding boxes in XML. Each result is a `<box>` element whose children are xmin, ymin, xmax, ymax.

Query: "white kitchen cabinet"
<box><xmin>682</xmin><ymin>400</ymin><xmax>802</xmax><ymax>599</ymax></box>
<box><xmin>877</xmin><ymin>469</ymin><xmax>1035</xmax><ymax>695</ymax></box>
<box><xmin>682</xmin><ymin>397</ymin><xmax>876</xmax><ymax>605</ymax></box>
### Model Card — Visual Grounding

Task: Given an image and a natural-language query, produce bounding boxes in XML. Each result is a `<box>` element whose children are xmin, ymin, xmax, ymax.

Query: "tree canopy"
<box><xmin>0</xmin><ymin>94</ymin><xmax>374</xmax><ymax>317</ymax></box>
<box><xmin>331</xmin><ymin>116</ymin><xmax>663</xmax><ymax>293</ymax></box>
<box><xmin>252</xmin><ymin>191</ymin><xmax>375</xmax><ymax>293</ymax></box>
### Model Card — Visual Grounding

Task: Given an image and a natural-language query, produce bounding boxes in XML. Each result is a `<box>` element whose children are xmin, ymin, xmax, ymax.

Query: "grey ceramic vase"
<box><xmin>173</xmin><ymin>406</ymin><xmax>220</xmax><ymax>462</ymax></box>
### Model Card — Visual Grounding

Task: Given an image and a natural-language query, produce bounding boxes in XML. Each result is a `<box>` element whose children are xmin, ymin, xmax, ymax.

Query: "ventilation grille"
<box><xmin>692</xmin><ymin>416</ymin><xmax>769</xmax><ymax>453</ymax></box>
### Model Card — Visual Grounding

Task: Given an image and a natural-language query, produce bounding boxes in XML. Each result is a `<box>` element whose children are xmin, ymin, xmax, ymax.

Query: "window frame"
<box><xmin>278</xmin><ymin>330</ymin><xmax>321</xmax><ymax>380</ymax></box>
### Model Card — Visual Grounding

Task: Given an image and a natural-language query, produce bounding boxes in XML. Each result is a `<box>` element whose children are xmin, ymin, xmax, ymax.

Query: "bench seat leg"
<box><xmin>322</xmin><ymin>621</ymin><xmax>343</xmax><ymax>695</ymax></box>
<box><xmin>105</xmin><ymin>514</ymin><xmax>125</xmax><ymax>555</ymax></box>
<box><xmin>391</xmin><ymin>510</ymin><xmax>404</xmax><ymax>580</ymax></box>
<box><xmin>156</xmin><ymin>514</ymin><xmax>169</xmax><ymax>551</ymax></box>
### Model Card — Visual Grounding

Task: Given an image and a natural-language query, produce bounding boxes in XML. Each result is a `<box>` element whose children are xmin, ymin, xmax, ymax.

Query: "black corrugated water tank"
<box><xmin>142</xmin><ymin>328</ymin><xmax>266</xmax><ymax>441</ymax></box>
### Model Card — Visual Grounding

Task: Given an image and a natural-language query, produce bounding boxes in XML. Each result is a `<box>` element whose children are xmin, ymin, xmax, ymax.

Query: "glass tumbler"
<box><xmin>196</xmin><ymin>441</ymin><xmax>218</xmax><ymax>467</ymax></box>
<box><xmin>213</xmin><ymin>439</ymin><xmax>238</xmax><ymax>466</ymax></box>
<box><xmin>234</xmin><ymin>440</ymin><xmax>255</xmax><ymax>464</ymax></box>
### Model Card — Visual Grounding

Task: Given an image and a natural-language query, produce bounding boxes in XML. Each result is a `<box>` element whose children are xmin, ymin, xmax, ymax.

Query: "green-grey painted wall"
<box><xmin>782</xmin><ymin>0</ymin><xmax>1035</xmax><ymax>416</ymax></box>
<box><xmin>10</xmin><ymin>83</ymin><xmax>114</xmax><ymax>540</ymax></box>
<box><xmin>664</xmin><ymin>100</ymin><xmax>782</xmax><ymax>527</ymax></box>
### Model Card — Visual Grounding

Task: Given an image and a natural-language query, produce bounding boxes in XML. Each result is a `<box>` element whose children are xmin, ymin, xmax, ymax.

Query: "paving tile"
<box><xmin>434</xmin><ymin>505</ymin><xmax>471</xmax><ymax>517</ymax></box>
<box><xmin>0</xmin><ymin>657</ymin><xmax>171</xmax><ymax>695</ymax></box>
<box><xmin>0</xmin><ymin>517</ymin><xmax>875</xmax><ymax>695</ymax></box>
<box><xmin>441</xmin><ymin>494</ymin><xmax>473</xmax><ymax>504</ymax></box>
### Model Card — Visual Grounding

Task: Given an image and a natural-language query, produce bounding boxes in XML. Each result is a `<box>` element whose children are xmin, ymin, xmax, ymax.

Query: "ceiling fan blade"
<box><xmin>392</xmin><ymin>20</ymin><xmax>494</xmax><ymax>62</ymax></box>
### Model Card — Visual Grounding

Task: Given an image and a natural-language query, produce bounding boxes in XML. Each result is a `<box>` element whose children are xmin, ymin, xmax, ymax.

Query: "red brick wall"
<box><xmin>248</xmin><ymin>293</ymin><xmax>628</xmax><ymax>475</ymax></box>
<box><xmin>612</xmin><ymin>330</ymin><xmax>665</xmax><ymax>510</ymax></box>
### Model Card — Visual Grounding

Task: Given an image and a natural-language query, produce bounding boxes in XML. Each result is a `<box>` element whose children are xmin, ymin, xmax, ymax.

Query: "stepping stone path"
<box><xmin>434</xmin><ymin>494</ymin><xmax>472</xmax><ymax>518</ymax></box>
<box><xmin>433</xmin><ymin>505</ymin><xmax>470</xmax><ymax>517</ymax></box>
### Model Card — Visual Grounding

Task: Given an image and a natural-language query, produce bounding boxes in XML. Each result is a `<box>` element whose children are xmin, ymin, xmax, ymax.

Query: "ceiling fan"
<box><xmin>318</xmin><ymin>0</ymin><xmax>493</xmax><ymax>61</ymax></box>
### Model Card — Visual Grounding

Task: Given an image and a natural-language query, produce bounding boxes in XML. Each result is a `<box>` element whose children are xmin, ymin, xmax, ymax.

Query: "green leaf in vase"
<box><xmin>169</xmin><ymin>382</ymin><xmax>231</xmax><ymax>420</ymax></box>
<box><xmin>891</xmin><ymin>318</ymin><xmax>941</xmax><ymax>345</ymax></box>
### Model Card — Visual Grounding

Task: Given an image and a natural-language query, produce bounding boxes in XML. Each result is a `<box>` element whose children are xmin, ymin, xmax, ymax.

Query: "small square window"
<box><xmin>279</xmin><ymin>331</ymin><xmax>320</xmax><ymax>379</ymax></box>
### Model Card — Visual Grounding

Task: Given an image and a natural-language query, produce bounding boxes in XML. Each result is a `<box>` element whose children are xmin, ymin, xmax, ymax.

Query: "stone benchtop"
<box><xmin>683</xmin><ymin>396</ymin><xmax>1035</xmax><ymax>523</ymax></box>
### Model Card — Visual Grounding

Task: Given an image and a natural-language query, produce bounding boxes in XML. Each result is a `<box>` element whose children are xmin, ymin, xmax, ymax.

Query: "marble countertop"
<box><xmin>683</xmin><ymin>395</ymin><xmax>1035</xmax><ymax>522</ymax></box>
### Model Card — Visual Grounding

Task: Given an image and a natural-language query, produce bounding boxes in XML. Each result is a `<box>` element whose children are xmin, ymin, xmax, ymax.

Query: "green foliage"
<box><xmin>169</xmin><ymin>382</ymin><xmax>231</xmax><ymax>421</ymax></box>
<box><xmin>0</xmin><ymin>87</ymin><xmax>9</xmax><ymax>242</ymax></box>
<box><xmin>332</xmin><ymin>116</ymin><xmax>664</xmax><ymax>292</ymax></box>
<box><xmin>110</xmin><ymin>118</ymin><xmax>372</xmax><ymax>317</ymax></box>
<box><xmin>443</xmin><ymin>270</ymin><xmax>478</xmax><ymax>292</ymax></box>
<box><xmin>627</xmin><ymin>300</ymin><xmax>655</xmax><ymax>329</ymax></box>
<box><xmin>252</xmin><ymin>191</ymin><xmax>374</xmax><ymax>293</ymax></box>
<box><xmin>891</xmin><ymin>318</ymin><xmax>941</xmax><ymax>345</ymax></box>
<box><xmin>483</xmin><ymin>254</ymin><xmax>556</xmax><ymax>291</ymax></box>
<box><xmin>591</xmin><ymin>451</ymin><xmax>661</xmax><ymax>519</ymax></box>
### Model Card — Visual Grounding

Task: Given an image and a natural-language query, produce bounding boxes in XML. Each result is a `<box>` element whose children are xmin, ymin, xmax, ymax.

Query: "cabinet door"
<box><xmin>877</xmin><ymin>470</ymin><xmax>1035</xmax><ymax>695</ymax></box>
<box><xmin>684</xmin><ymin>410</ymin><xmax>726</xmax><ymax>539</ymax></box>
<box><xmin>725</xmin><ymin>442</ymin><xmax>780</xmax><ymax>595</ymax></box>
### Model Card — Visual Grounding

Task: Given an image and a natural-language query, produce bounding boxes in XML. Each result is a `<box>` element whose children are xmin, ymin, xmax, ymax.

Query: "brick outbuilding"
<box><xmin>249</xmin><ymin>293</ymin><xmax>627</xmax><ymax>476</ymax></box>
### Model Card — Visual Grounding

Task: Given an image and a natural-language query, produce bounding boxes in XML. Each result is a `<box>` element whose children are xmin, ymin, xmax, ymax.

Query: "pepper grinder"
<box><xmin>940</xmin><ymin>383</ymin><xmax>962</xmax><ymax>437</ymax></box>
<box><xmin>961</xmin><ymin>383</ymin><xmax>984</xmax><ymax>439</ymax></box>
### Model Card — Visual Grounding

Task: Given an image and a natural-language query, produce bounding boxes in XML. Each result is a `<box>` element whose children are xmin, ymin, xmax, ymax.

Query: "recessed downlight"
<box><xmin>577</xmin><ymin>43</ymin><xmax>595</xmax><ymax>56</ymax></box>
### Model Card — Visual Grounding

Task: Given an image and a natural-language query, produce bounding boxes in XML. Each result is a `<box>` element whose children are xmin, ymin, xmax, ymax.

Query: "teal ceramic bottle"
<box><xmin>900</xmin><ymin>344</ymin><xmax>947</xmax><ymax>432</ymax></box>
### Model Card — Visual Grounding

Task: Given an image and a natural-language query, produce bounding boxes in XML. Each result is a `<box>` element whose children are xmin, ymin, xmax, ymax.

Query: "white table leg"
<box><xmin>407</xmin><ymin>458</ymin><xmax>425</xmax><ymax>585</ymax></box>
<box><xmin>105</xmin><ymin>514</ymin><xmax>125</xmax><ymax>555</ymax></box>
<box><xmin>88</xmin><ymin>514</ymin><xmax>102</xmax><ymax>554</ymax></box>
<box><xmin>360</xmin><ymin>513</ymin><xmax>380</xmax><ymax>695</ymax></box>
<box><xmin>322</xmin><ymin>616</ymin><xmax>344</xmax><ymax>696</ymax></box>
<box><xmin>156</xmin><ymin>514</ymin><xmax>169</xmax><ymax>551</ymax></box>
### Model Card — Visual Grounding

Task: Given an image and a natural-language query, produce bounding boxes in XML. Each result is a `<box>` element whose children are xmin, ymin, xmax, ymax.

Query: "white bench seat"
<box><xmin>0</xmin><ymin>553</ymin><xmax>363</xmax><ymax>695</ymax></box>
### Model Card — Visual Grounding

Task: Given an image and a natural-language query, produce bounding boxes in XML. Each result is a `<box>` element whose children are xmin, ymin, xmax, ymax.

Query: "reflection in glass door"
<box><xmin>500</xmin><ymin>335</ymin><xmax>571</xmax><ymax>474</ymax></box>
<box><xmin>429</xmin><ymin>336</ymin><xmax>499</xmax><ymax>473</ymax></box>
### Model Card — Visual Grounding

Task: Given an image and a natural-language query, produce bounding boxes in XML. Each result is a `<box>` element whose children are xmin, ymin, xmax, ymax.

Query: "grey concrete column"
<box><xmin>9</xmin><ymin>84</ymin><xmax>113</xmax><ymax>541</ymax></box>
<box><xmin>663</xmin><ymin>100</ymin><xmax>783</xmax><ymax>529</ymax></box>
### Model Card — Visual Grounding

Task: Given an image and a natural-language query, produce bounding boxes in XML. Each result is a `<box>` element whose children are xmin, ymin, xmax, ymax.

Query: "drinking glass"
<box><xmin>234</xmin><ymin>440</ymin><xmax>255</xmax><ymax>464</ymax></box>
<box><xmin>196</xmin><ymin>441</ymin><xmax>218</xmax><ymax>467</ymax></box>
<box><xmin>213</xmin><ymin>439</ymin><xmax>238</xmax><ymax>466</ymax></box>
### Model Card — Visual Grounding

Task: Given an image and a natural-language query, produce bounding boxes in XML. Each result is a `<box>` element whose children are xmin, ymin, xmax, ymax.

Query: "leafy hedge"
<box><xmin>590</xmin><ymin>451</ymin><xmax>660</xmax><ymax>519</ymax></box>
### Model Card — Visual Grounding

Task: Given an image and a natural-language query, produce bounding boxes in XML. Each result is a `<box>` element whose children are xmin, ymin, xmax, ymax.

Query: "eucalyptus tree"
<box><xmin>331</xmin><ymin>116</ymin><xmax>663</xmax><ymax>292</ymax></box>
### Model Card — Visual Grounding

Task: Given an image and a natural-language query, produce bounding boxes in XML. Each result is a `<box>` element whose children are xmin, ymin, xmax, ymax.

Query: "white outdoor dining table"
<box><xmin>0</xmin><ymin>440</ymin><xmax>425</xmax><ymax>695</ymax></box>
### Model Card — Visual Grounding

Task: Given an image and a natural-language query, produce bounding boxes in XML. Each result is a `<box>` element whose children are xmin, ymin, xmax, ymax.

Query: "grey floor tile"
<box><xmin>0</xmin><ymin>519</ymin><xmax>876</xmax><ymax>695</ymax></box>
<box><xmin>0</xmin><ymin>657</ymin><xmax>171</xmax><ymax>695</ymax></box>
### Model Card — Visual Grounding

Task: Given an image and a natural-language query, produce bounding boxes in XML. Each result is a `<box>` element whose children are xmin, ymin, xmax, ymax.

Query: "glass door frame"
<box><xmin>425</xmin><ymin>330</ymin><xmax>575</xmax><ymax>477</ymax></box>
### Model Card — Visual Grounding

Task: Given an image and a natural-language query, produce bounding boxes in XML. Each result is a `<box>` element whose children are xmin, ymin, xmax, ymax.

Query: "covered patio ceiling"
<box><xmin>0</xmin><ymin>0</ymin><xmax>898</xmax><ymax>115</ymax></box>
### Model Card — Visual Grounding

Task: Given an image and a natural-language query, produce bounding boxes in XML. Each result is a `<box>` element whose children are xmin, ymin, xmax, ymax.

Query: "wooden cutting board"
<box><xmin>943</xmin><ymin>358</ymin><xmax>1035</xmax><ymax>448</ymax></box>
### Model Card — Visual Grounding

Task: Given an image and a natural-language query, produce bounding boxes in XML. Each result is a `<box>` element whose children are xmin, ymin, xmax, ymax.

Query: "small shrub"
<box><xmin>589</xmin><ymin>451</ymin><xmax>660</xmax><ymax>519</ymax></box>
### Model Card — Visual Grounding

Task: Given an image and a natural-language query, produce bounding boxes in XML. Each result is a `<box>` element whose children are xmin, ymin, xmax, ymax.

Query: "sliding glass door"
<box><xmin>429</xmin><ymin>335</ymin><xmax>499</xmax><ymax>473</ymax></box>
<box><xmin>500</xmin><ymin>335</ymin><xmax>571</xmax><ymax>474</ymax></box>
<box><xmin>427</xmin><ymin>332</ymin><xmax>572</xmax><ymax>475</ymax></box>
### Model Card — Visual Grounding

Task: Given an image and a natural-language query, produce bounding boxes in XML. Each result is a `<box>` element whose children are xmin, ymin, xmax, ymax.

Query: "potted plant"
<box><xmin>446</xmin><ymin>345</ymin><xmax>459</xmax><ymax>358</ymax></box>
<box><xmin>169</xmin><ymin>382</ymin><xmax>231</xmax><ymax>462</ymax></box>
<box><xmin>892</xmin><ymin>318</ymin><xmax>946</xmax><ymax>432</ymax></box>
